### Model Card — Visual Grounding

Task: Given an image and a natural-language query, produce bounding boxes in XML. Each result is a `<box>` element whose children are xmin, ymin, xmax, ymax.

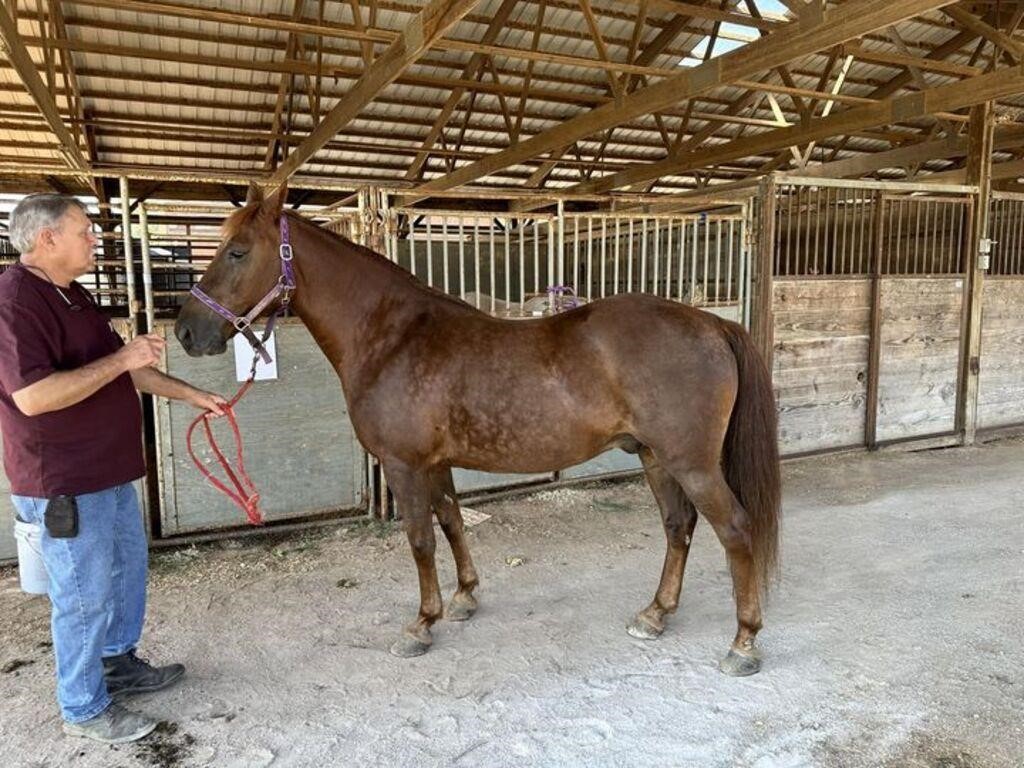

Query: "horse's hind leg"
<box><xmin>670</xmin><ymin>460</ymin><xmax>764</xmax><ymax>677</ymax></box>
<box><xmin>383</xmin><ymin>461</ymin><xmax>444</xmax><ymax>658</ymax></box>
<box><xmin>430</xmin><ymin>467</ymin><xmax>480</xmax><ymax>621</ymax></box>
<box><xmin>627</xmin><ymin>447</ymin><xmax>699</xmax><ymax>641</ymax></box>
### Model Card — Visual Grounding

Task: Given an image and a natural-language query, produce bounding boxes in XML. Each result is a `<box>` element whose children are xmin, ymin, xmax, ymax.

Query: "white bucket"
<box><xmin>13</xmin><ymin>519</ymin><xmax>49</xmax><ymax>595</ymax></box>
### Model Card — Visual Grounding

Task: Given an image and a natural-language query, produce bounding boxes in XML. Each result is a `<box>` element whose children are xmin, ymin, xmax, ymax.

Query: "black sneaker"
<box><xmin>103</xmin><ymin>650</ymin><xmax>185</xmax><ymax>697</ymax></box>
<box><xmin>63</xmin><ymin>702</ymin><xmax>157</xmax><ymax>744</ymax></box>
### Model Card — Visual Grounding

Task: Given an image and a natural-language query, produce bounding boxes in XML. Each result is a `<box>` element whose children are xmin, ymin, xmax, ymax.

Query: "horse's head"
<box><xmin>175</xmin><ymin>183</ymin><xmax>289</xmax><ymax>356</ymax></box>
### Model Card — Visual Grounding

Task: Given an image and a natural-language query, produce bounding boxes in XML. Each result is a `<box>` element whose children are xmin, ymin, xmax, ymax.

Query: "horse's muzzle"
<box><xmin>175</xmin><ymin>314</ymin><xmax>228</xmax><ymax>357</ymax></box>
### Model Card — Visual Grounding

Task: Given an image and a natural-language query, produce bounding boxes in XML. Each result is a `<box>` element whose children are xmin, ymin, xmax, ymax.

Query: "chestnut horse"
<box><xmin>175</xmin><ymin>186</ymin><xmax>781</xmax><ymax>676</ymax></box>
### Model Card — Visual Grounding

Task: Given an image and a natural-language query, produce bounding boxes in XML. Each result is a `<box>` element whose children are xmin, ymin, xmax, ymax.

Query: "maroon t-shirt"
<box><xmin>0</xmin><ymin>263</ymin><xmax>144</xmax><ymax>497</ymax></box>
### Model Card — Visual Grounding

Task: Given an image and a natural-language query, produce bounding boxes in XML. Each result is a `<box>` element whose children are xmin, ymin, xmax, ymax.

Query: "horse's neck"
<box><xmin>285</xmin><ymin>217</ymin><xmax>430</xmax><ymax>376</ymax></box>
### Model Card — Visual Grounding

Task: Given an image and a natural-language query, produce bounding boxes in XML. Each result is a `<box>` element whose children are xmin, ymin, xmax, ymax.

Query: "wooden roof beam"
<box><xmin>406</xmin><ymin>0</ymin><xmax>962</xmax><ymax>201</ymax></box>
<box><xmin>264</xmin><ymin>0</ymin><xmax>308</xmax><ymax>170</ymax></box>
<box><xmin>565</xmin><ymin>62</ymin><xmax>1024</xmax><ymax>195</ymax></box>
<box><xmin>65</xmin><ymin>0</ymin><xmax>750</xmax><ymax>70</ymax></box>
<box><xmin>267</xmin><ymin>0</ymin><xmax>481</xmax><ymax>185</ymax></box>
<box><xmin>0</xmin><ymin>3</ymin><xmax>90</xmax><ymax>176</ymax></box>
<box><xmin>840</xmin><ymin>42</ymin><xmax>981</xmax><ymax>77</ymax></box>
<box><xmin>616</xmin><ymin>0</ymin><xmax>785</xmax><ymax>31</ymax></box>
<box><xmin>787</xmin><ymin>125</ymin><xmax>1024</xmax><ymax>179</ymax></box>
<box><xmin>403</xmin><ymin>0</ymin><xmax>521</xmax><ymax>182</ymax></box>
<box><xmin>941</xmin><ymin>5</ymin><xmax>1024</xmax><ymax>63</ymax></box>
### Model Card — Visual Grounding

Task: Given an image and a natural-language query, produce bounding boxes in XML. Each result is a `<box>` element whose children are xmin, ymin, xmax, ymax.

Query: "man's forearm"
<box><xmin>129</xmin><ymin>367</ymin><xmax>195</xmax><ymax>400</ymax></box>
<box><xmin>11</xmin><ymin>352</ymin><xmax>127</xmax><ymax>416</ymax></box>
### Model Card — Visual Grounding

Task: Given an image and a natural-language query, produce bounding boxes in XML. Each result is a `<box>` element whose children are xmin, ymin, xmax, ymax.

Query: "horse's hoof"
<box><xmin>626</xmin><ymin>614</ymin><xmax>663</xmax><ymax>641</ymax></box>
<box><xmin>389</xmin><ymin>633</ymin><xmax>431</xmax><ymax>658</ymax></box>
<box><xmin>446</xmin><ymin>594</ymin><xmax>477</xmax><ymax>622</ymax></box>
<box><xmin>719</xmin><ymin>648</ymin><xmax>761</xmax><ymax>677</ymax></box>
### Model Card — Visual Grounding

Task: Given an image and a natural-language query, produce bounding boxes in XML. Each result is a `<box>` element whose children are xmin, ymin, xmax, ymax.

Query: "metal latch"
<box><xmin>979</xmin><ymin>238</ymin><xmax>995</xmax><ymax>271</ymax></box>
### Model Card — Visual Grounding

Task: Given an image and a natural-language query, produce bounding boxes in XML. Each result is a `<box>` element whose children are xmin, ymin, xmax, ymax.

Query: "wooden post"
<box><xmin>959</xmin><ymin>102</ymin><xmax>994</xmax><ymax>444</ymax></box>
<box><xmin>750</xmin><ymin>175</ymin><xmax>776</xmax><ymax>371</ymax></box>
<box><xmin>356</xmin><ymin>185</ymin><xmax>391</xmax><ymax>519</ymax></box>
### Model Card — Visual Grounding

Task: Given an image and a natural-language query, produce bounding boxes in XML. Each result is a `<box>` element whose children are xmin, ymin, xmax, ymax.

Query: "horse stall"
<box><xmin>724</xmin><ymin>176</ymin><xmax>984</xmax><ymax>457</ymax></box>
<box><xmin>978</xmin><ymin>192</ymin><xmax>1024</xmax><ymax>434</ymax></box>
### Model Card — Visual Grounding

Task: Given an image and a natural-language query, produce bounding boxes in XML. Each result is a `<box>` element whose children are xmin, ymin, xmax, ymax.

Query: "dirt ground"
<box><xmin>0</xmin><ymin>438</ymin><xmax>1022</xmax><ymax>768</ymax></box>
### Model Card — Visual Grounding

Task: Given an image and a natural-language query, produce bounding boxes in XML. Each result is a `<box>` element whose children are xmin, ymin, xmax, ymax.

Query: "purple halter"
<box><xmin>190</xmin><ymin>216</ymin><xmax>296</xmax><ymax>364</ymax></box>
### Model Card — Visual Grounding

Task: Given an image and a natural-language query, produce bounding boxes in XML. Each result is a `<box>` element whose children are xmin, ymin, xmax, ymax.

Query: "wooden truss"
<box><xmin>1</xmin><ymin>0</ymin><xmax>1023</xmax><ymax>204</ymax></box>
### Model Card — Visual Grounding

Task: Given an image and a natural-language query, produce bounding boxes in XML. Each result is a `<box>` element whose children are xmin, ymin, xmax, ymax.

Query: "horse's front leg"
<box><xmin>430</xmin><ymin>467</ymin><xmax>480</xmax><ymax>622</ymax></box>
<box><xmin>384</xmin><ymin>461</ymin><xmax>444</xmax><ymax>658</ymax></box>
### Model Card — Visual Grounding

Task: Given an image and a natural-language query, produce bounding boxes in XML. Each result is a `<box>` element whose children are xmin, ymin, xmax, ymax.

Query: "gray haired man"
<box><xmin>0</xmin><ymin>194</ymin><xmax>227</xmax><ymax>743</ymax></box>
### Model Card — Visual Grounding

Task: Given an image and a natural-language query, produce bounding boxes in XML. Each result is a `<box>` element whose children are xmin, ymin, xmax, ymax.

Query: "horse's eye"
<box><xmin>229</xmin><ymin>249</ymin><xmax>248</xmax><ymax>260</ymax></box>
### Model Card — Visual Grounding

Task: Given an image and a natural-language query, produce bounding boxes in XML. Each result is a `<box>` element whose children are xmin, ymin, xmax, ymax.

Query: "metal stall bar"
<box><xmin>137</xmin><ymin>204</ymin><xmax>156</xmax><ymax>332</ymax></box>
<box><xmin>119</xmin><ymin>177</ymin><xmax>138</xmax><ymax>325</ymax></box>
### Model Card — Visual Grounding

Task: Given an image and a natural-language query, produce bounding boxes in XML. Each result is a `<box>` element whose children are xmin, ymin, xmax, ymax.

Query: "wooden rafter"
<box><xmin>840</xmin><ymin>42</ymin><xmax>981</xmax><ymax>77</ymax></box>
<box><xmin>407</xmin><ymin>0</ymin><xmax>961</xmax><ymax>200</ymax></box>
<box><xmin>824</xmin><ymin>4</ymin><xmax>1004</xmax><ymax>164</ymax></box>
<box><xmin>789</xmin><ymin>126</ymin><xmax>1024</xmax><ymax>179</ymax></box>
<box><xmin>349</xmin><ymin>0</ymin><xmax>374</xmax><ymax>66</ymax></box>
<box><xmin>526</xmin><ymin>6</ymin><xmax>699</xmax><ymax>189</ymax></box>
<box><xmin>568</xmin><ymin>63</ymin><xmax>1024</xmax><ymax>195</ymax></box>
<box><xmin>264</xmin><ymin>0</ymin><xmax>307</xmax><ymax>170</ymax></box>
<box><xmin>883</xmin><ymin>25</ymin><xmax>958</xmax><ymax>137</ymax></box>
<box><xmin>941</xmin><ymin>5</ymin><xmax>1024</xmax><ymax>63</ymax></box>
<box><xmin>512</xmin><ymin>0</ymin><xmax>546</xmax><ymax>144</ymax></box>
<box><xmin>61</xmin><ymin>0</ymin><xmax>750</xmax><ymax>73</ymax></box>
<box><xmin>403</xmin><ymin>0</ymin><xmax>520</xmax><ymax>182</ymax></box>
<box><xmin>618</xmin><ymin>0</ymin><xmax>784</xmax><ymax>31</ymax></box>
<box><xmin>7</xmin><ymin>20</ymin><xmax>951</xmax><ymax>109</ymax></box>
<box><xmin>268</xmin><ymin>0</ymin><xmax>481</xmax><ymax>185</ymax></box>
<box><xmin>4</xmin><ymin>0</ymin><xmax>1024</xmax><ymax>201</ymax></box>
<box><xmin>46</xmin><ymin>0</ymin><xmax>84</xmax><ymax>150</ymax></box>
<box><xmin>0</xmin><ymin>2</ymin><xmax>90</xmax><ymax>175</ymax></box>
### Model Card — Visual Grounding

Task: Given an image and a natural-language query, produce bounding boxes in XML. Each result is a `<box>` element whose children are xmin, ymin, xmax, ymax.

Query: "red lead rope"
<box><xmin>185</xmin><ymin>377</ymin><xmax>264</xmax><ymax>526</ymax></box>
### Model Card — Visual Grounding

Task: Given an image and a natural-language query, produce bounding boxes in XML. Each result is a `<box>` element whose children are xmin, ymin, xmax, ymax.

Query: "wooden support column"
<box><xmin>959</xmin><ymin>101</ymin><xmax>994</xmax><ymax>444</ymax></box>
<box><xmin>751</xmin><ymin>175</ymin><xmax>776</xmax><ymax>371</ymax></box>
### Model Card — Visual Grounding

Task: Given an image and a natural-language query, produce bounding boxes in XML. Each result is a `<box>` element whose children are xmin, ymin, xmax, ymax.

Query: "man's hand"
<box><xmin>186</xmin><ymin>388</ymin><xmax>228</xmax><ymax>417</ymax></box>
<box><xmin>118</xmin><ymin>334</ymin><xmax>166</xmax><ymax>371</ymax></box>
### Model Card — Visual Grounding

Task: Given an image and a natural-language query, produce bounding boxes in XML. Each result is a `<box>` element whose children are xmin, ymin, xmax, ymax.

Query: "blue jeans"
<box><xmin>12</xmin><ymin>483</ymin><xmax>147</xmax><ymax>723</ymax></box>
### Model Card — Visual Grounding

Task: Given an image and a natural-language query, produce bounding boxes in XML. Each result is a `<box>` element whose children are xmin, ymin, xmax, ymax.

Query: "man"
<box><xmin>0</xmin><ymin>194</ymin><xmax>227</xmax><ymax>744</ymax></box>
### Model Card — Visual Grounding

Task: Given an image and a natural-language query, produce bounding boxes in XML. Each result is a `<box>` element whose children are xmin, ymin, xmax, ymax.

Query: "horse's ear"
<box><xmin>245</xmin><ymin>182</ymin><xmax>264</xmax><ymax>206</ymax></box>
<box><xmin>266</xmin><ymin>182</ymin><xmax>288</xmax><ymax>215</ymax></box>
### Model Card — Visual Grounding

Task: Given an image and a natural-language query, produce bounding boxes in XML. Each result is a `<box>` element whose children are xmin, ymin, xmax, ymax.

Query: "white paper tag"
<box><xmin>233</xmin><ymin>329</ymin><xmax>278</xmax><ymax>382</ymax></box>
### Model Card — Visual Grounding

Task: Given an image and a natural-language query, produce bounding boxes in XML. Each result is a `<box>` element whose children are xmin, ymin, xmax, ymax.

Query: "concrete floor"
<box><xmin>0</xmin><ymin>437</ymin><xmax>1022</xmax><ymax>767</ymax></box>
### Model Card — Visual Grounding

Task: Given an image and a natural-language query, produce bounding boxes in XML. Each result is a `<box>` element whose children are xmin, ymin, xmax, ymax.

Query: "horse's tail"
<box><xmin>720</xmin><ymin>320</ymin><xmax>781</xmax><ymax>594</ymax></box>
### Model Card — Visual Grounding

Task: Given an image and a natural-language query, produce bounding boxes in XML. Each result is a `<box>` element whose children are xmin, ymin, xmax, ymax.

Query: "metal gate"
<box><xmin>769</xmin><ymin>178</ymin><xmax>975</xmax><ymax>454</ymax></box>
<box><xmin>870</xmin><ymin>195</ymin><xmax>971</xmax><ymax>445</ymax></box>
<box><xmin>979</xmin><ymin>192</ymin><xmax>1024</xmax><ymax>431</ymax></box>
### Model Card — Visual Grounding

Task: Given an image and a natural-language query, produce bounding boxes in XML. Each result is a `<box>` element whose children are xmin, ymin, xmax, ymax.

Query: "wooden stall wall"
<box><xmin>977</xmin><ymin>194</ymin><xmax>1024</xmax><ymax>432</ymax></box>
<box><xmin>874</xmin><ymin>277</ymin><xmax>965</xmax><ymax>442</ymax></box>
<box><xmin>773</xmin><ymin>279</ymin><xmax>870</xmax><ymax>455</ymax></box>
<box><xmin>977</xmin><ymin>279</ymin><xmax>1024</xmax><ymax>430</ymax></box>
<box><xmin>768</xmin><ymin>181</ymin><xmax>973</xmax><ymax>456</ymax></box>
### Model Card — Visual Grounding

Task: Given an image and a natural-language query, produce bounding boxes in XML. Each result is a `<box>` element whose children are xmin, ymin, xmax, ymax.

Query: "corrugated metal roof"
<box><xmin>0</xmin><ymin>0</ymin><xmax>1021</xmax><ymax>198</ymax></box>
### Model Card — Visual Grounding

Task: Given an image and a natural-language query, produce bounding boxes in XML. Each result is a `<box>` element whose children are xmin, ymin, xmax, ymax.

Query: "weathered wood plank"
<box><xmin>978</xmin><ymin>280</ymin><xmax>1024</xmax><ymax>429</ymax></box>
<box><xmin>773</xmin><ymin>279</ymin><xmax>870</xmax><ymax>453</ymax></box>
<box><xmin>876</xmin><ymin>278</ymin><xmax>962</xmax><ymax>441</ymax></box>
